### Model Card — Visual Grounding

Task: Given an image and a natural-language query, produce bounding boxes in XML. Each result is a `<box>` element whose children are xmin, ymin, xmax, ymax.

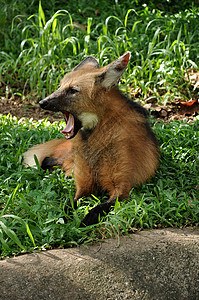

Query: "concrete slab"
<box><xmin>0</xmin><ymin>228</ymin><xmax>199</xmax><ymax>300</ymax></box>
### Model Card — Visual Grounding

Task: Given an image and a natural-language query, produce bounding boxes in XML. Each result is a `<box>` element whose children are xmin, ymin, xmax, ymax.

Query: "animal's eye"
<box><xmin>70</xmin><ymin>87</ymin><xmax>79</xmax><ymax>94</ymax></box>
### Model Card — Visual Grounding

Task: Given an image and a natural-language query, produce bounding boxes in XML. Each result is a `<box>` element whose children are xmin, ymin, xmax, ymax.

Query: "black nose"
<box><xmin>39</xmin><ymin>99</ymin><xmax>48</xmax><ymax>109</ymax></box>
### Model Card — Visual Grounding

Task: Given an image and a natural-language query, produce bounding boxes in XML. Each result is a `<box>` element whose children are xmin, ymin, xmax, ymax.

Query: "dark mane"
<box><xmin>121</xmin><ymin>92</ymin><xmax>149</xmax><ymax>118</ymax></box>
<box><xmin>121</xmin><ymin>92</ymin><xmax>159</xmax><ymax>147</ymax></box>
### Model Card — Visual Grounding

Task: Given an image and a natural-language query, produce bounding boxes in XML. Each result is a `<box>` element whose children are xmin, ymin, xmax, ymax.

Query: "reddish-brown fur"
<box><xmin>23</xmin><ymin>52</ymin><xmax>159</xmax><ymax>225</ymax></box>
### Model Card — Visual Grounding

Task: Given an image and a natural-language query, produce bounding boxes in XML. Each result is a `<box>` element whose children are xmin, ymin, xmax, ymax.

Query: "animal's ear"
<box><xmin>73</xmin><ymin>56</ymin><xmax>100</xmax><ymax>71</ymax></box>
<box><xmin>97</xmin><ymin>52</ymin><xmax>131</xmax><ymax>89</ymax></box>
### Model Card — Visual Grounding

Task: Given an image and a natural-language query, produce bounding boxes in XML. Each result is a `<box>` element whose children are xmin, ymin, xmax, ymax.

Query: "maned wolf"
<box><xmin>24</xmin><ymin>52</ymin><xmax>159</xmax><ymax>225</ymax></box>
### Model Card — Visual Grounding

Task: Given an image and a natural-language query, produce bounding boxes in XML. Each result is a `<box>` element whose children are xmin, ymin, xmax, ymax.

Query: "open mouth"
<box><xmin>61</xmin><ymin>112</ymin><xmax>75</xmax><ymax>139</ymax></box>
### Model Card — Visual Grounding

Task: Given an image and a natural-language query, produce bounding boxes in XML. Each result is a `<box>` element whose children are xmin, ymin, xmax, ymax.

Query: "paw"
<box><xmin>81</xmin><ymin>202</ymin><xmax>113</xmax><ymax>226</ymax></box>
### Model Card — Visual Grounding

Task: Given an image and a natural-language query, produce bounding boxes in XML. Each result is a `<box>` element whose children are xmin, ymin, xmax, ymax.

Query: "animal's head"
<box><xmin>39</xmin><ymin>51</ymin><xmax>131</xmax><ymax>139</ymax></box>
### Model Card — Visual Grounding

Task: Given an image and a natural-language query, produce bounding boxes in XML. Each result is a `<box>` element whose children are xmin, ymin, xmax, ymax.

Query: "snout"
<box><xmin>39</xmin><ymin>99</ymin><xmax>49</xmax><ymax>109</ymax></box>
<box><xmin>39</xmin><ymin>90</ymin><xmax>61</xmax><ymax>112</ymax></box>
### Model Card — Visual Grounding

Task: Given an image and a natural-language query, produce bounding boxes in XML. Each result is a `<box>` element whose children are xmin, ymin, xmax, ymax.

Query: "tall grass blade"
<box><xmin>39</xmin><ymin>1</ymin><xmax>46</xmax><ymax>28</ymax></box>
<box><xmin>0</xmin><ymin>220</ymin><xmax>26</xmax><ymax>251</ymax></box>
<box><xmin>1</xmin><ymin>184</ymin><xmax>20</xmax><ymax>217</ymax></box>
<box><xmin>2</xmin><ymin>215</ymin><xmax>36</xmax><ymax>247</ymax></box>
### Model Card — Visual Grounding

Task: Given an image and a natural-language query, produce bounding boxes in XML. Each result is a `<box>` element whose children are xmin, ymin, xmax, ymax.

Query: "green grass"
<box><xmin>0</xmin><ymin>114</ymin><xmax>198</xmax><ymax>257</ymax></box>
<box><xmin>0</xmin><ymin>0</ymin><xmax>199</xmax><ymax>257</ymax></box>
<box><xmin>0</xmin><ymin>1</ymin><xmax>199</xmax><ymax>103</ymax></box>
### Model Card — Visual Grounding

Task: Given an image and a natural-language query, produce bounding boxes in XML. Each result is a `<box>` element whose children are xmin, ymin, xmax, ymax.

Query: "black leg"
<box><xmin>80</xmin><ymin>200</ymin><xmax>115</xmax><ymax>226</ymax></box>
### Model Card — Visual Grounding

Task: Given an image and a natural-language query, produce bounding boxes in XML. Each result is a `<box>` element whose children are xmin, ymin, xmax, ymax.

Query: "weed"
<box><xmin>0</xmin><ymin>1</ymin><xmax>199</xmax><ymax>102</ymax></box>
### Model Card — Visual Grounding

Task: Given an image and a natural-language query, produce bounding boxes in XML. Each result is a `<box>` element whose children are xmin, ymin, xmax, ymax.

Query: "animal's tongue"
<box><xmin>61</xmin><ymin>113</ymin><xmax>74</xmax><ymax>139</ymax></box>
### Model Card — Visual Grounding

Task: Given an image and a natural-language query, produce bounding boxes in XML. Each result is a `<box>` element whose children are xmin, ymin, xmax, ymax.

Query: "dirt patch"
<box><xmin>1</xmin><ymin>228</ymin><xmax>199</xmax><ymax>300</ymax></box>
<box><xmin>0</xmin><ymin>92</ymin><xmax>198</xmax><ymax>123</ymax></box>
<box><xmin>0</xmin><ymin>96</ymin><xmax>63</xmax><ymax>122</ymax></box>
<box><xmin>1</xmin><ymin>69</ymin><xmax>199</xmax><ymax>122</ymax></box>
